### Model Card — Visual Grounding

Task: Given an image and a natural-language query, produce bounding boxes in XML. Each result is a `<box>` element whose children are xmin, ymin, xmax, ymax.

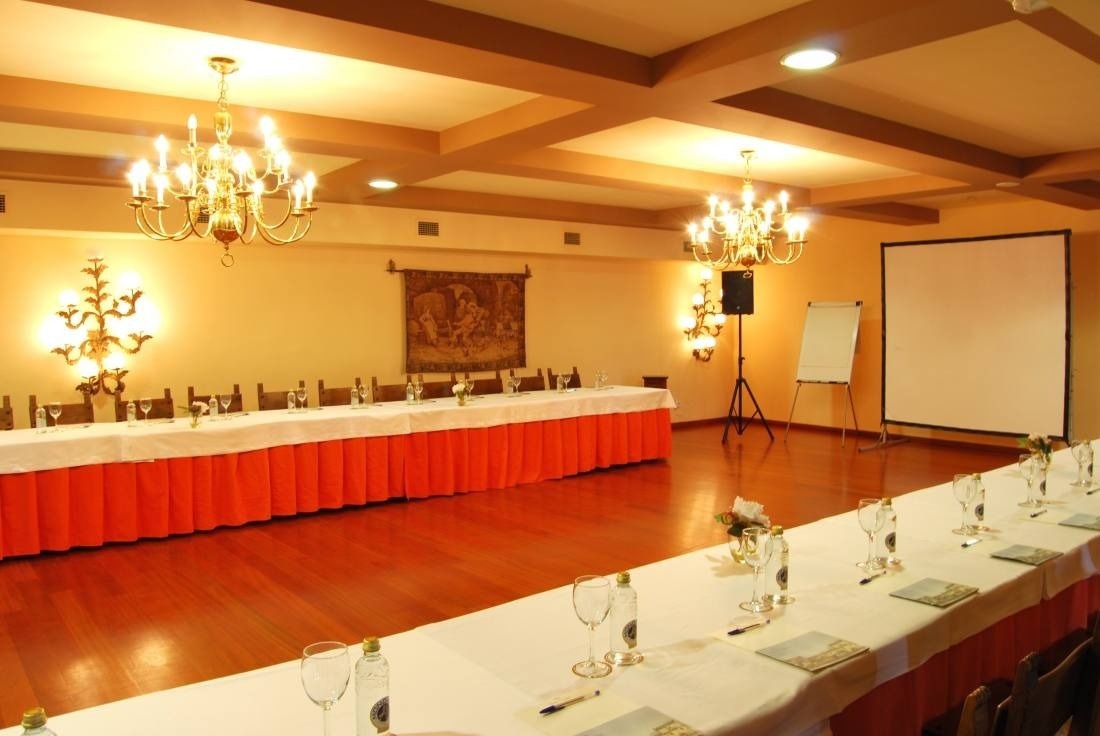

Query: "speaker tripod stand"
<box><xmin>722</xmin><ymin>313</ymin><xmax>773</xmax><ymax>443</ymax></box>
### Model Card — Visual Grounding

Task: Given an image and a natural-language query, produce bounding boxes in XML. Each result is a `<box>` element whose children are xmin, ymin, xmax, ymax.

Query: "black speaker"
<box><xmin>721</xmin><ymin>270</ymin><xmax>754</xmax><ymax>315</ymax></box>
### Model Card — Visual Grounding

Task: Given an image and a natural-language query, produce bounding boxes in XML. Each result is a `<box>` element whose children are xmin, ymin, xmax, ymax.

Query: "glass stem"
<box><xmin>961</xmin><ymin>503</ymin><xmax>968</xmax><ymax>531</ymax></box>
<box><xmin>1078</xmin><ymin>464</ymin><xmax>1087</xmax><ymax>485</ymax></box>
<box><xmin>867</xmin><ymin>532</ymin><xmax>875</xmax><ymax>566</ymax></box>
<box><xmin>587</xmin><ymin>623</ymin><xmax>597</xmax><ymax>665</ymax></box>
<box><xmin>322</xmin><ymin>705</ymin><xmax>332</xmax><ymax>736</ymax></box>
<box><xmin>751</xmin><ymin>566</ymin><xmax>760</xmax><ymax>604</ymax></box>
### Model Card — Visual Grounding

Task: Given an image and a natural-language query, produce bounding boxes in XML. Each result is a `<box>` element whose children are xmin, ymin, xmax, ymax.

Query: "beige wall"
<box><xmin>1</xmin><ymin>179</ymin><xmax>1097</xmax><ymax>441</ymax></box>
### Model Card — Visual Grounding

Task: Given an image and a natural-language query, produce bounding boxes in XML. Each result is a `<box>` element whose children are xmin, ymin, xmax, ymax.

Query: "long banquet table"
<box><xmin>3</xmin><ymin>446</ymin><xmax>1097</xmax><ymax>735</ymax></box>
<box><xmin>0</xmin><ymin>387</ymin><xmax>674</xmax><ymax>560</ymax></box>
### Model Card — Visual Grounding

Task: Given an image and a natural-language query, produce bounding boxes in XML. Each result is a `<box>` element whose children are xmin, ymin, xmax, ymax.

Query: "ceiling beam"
<box><xmin>810</xmin><ymin>175</ymin><xmax>975</xmax><ymax>207</ymax></box>
<box><xmin>820</xmin><ymin>202</ymin><xmax>940</xmax><ymax>225</ymax></box>
<box><xmin>1018</xmin><ymin>8</ymin><xmax>1100</xmax><ymax>65</ymax></box>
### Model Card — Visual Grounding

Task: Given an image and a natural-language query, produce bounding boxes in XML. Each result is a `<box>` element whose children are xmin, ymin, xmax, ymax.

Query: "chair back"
<box><xmin>510</xmin><ymin>368</ymin><xmax>545</xmax><ymax>392</ymax></box>
<box><xmin>464</xmin><ymin>370</ymin><xmax>503</xmax><ymax>395</ymax></box>
<box><xmin>257</xmin><ymin>380</ymin><xmax>306</xmax><ymax>411</ymax></box>
<box><xmin>0</xmin><ymin>395</ymin><xmax>12</xmax><ymax>430</ymax></box>
<box><xmin>114</xmin><ymin>388</ymin><xmax>175</xmax><ymax>422</ymax></box>
<box><xmin>318</xmin><ymin>378</ymin><xmax>362</xmax><ymax>407</ymax></box>
<box><xmin>371</xmin><ymin>376</ymin><xmax>407</xmax><ymax>403</ymax></box>
<box><xmin>956</xmin><ymin>685</ymin><xmax>993</xmax><ymax>736</ymax></box>
<box><xmin>29</xmin><ymin>393</ymin><xmax>95</xmax><ymax>426</ymax></box>
<box><xmin>187</xmin><ymin>384</ymin><xmax>243</xmax><ymax>414</ymax></box>
<box><xmin>411</xmin><ymin>373</ymin><xmax>457</xmax><ymax>400</ymax></box>
<box><xmin>997</xmin><ymin>641</ymin><xmax>1091</xmax><ymax>736</ymax></box>
<box><xmin>1071</xmin><ymin>615</ymin><xmax>1100</xmax><ymax>736</ymax></box>
<box><xmin>546</xmin><ymin>366</ymin><xmax>582</xmax><ymax>389</ymax></box>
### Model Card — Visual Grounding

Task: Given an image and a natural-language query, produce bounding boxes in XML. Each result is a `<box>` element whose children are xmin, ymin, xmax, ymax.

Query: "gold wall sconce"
<box><xmin>680</xmin><ymin>266</ymin><xmax>727</xmax><ymax>362</ymax></box>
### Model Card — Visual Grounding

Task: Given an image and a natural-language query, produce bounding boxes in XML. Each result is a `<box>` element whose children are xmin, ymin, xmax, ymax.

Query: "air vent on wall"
<box><xmin>564</xmin><ymin>231</ymin><xmax>581</xmax><ymax>245</ymax></box>
<box><xmin>0</xmin><ymin>193</ymin><xmax>6</xmax><ymax>214</ymax></box>
<box><xmin>683</xmin><ymin>239</ymin><xmax>694</xmax><ymax>253</ymax></box>
<box><xmin>196</xmin><ymin>209</ymin><xmax>210</xmax><ymax>224</ymax></box>
<box><xmin>418</xmin><ymin>221</ymin><xmax>440</xmax><ymax>237</ymax></box>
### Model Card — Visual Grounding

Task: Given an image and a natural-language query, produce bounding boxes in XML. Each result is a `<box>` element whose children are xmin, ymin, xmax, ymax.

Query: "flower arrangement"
<box><xmin>1017</xmin><ymin>434</ymin><xmax>1054</xmax><ymax>465</ymax></box>
<box><xmin>714</xmin><ymin>496</ymin><xmax>771</xmax><ymax>537</ymax></box>
<box><xmin>180</xmin><ymin>401</ymin><xmax>209</xmax><ymax>428</ymax></box>
<box><xmin>452</xmin><ymin>380</ymin><xmax>469</xmax><ymax>405</ymax></box>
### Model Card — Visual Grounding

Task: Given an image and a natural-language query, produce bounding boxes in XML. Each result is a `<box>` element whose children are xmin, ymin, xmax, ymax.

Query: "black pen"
<box><xmin>1087</xmin><ymin>486</ymin><xmax>1100</xmax><ymax>496</ymax></box>
<box><xmin>961</xmin><ymin>538</ymin><xmax>982</xmax><ymax>548</ymax></box>
<box><xmin>859</xmin><ymin>570</ymin><xmax>887</xmax><ymax>585</ymax></box>
<box><xmin>727</xmin><ymin>620</ymin><xmax>769</xmax><ymax>636</ymax></box>
<box><xmin>1029</xmin><ymin>509</ymin><xmax>1048</xmax><ymax>518</ymax></box>
<box><xmin>540</xmin><ymin>690</ymin><xmax>600</xmax><ymax>715</ymax></box>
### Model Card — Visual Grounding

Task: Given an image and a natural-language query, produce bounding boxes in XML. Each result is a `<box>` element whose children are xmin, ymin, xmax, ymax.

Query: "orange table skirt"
<box><xmin>0</xmin><ymin>408</ymin><xmax>672</xmax><ymax>559</ymax></box>
<box><xmin>831</xmin><ymin>574</ymin><xmax>1100</xmax><ymax>735</ymax></box>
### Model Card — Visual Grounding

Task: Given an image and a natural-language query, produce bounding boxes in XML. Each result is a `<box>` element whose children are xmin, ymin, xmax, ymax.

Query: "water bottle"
<box><xmin>286</xmin><ymin>391</ymin><xmax>296</xmax><ymax>411</ymax></box>
<box><xmin>350</xmin><ymin>385</ymin><xmax>360</xmax><ymax>407</ymax></box>
<box><xmin>556</xmin><ymin>375</ymin><xmax>565</xmax><ymax>393</ymax></box>
<box><xmin>966</xmin><ymin>473</ymin><xmax>986</xmax><ymax>530</ymax></box>
<box><xmin>875</xmin><ymin>498</ymin><xmax>900</xmax><ymax>566</ymax></box>
<box><xmin>606</xmin><ymin>571</ymin><xmax>642</xmax><ymax>666</ymax></box>
<box><xmin>20</xmin><ymin>707</ymin><xmax>58</xmax><ymax>735</ymax></box>
<box><xmin>405</xmin><ymin>381</ymin><xmax>415</xmax><ymax>404</ymax></box>
<box><xmin>767</xmin><ymin>525</ymin><xmax>793</xmax><ymax>604</ymax></box>
<box><xmin>125</xmin><ymin>401</ymin><xmax>137</xmax><ymax>426</ymax></box>
<box><xmin>356</xmin><ymin>636</ymin><xmax>390</xmax><ymax>736</ymax></box>
<box><xmin>208</xmin><ymin>396</ymin><xmax>218</xmax><ymax>418</ymax></box>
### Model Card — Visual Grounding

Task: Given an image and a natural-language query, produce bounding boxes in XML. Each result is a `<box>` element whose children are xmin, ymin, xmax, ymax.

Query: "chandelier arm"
<box><xmin>131</xmin><ymin>207</ymin><xmax>195</xmax><ymax>242</ymax></box>
<box><xmin>256</xmin><ymin>214</ymin><xmax>312</xmax><ymax>246</ymax></box>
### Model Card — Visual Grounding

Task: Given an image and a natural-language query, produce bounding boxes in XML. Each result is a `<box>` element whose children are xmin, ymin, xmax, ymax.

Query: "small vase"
<box><xmin>1031</xmin><ymin>450</ymin><xmax>1052</xmax><ymax>471</ymax></box>
<box><xmin>728</xmin><ymin>532</ymin><xmax>747</xmax><ymax>564</ymax></box>
<box><xmin>456</xmin><ymin>394</ymin><xmax>466</xmax><ymax>406</ymax></box>
<box><xmin>189</xmin><ymin>413</ymin><xmax>201</xmax><ymax>428</ymax></box>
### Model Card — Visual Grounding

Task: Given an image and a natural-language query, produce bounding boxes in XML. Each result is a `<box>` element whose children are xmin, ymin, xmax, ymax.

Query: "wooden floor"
<box><xmin>0</xmin><ymin>424</ymin><xmax>1019</xmax><ymax>724</ymax></box>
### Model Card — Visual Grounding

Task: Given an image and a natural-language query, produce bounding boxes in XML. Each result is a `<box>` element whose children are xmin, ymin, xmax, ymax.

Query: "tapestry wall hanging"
<box><xmin>402</xmin><ymin>268</ymin><xmax>527</xmax><ymax>373</ymax></box>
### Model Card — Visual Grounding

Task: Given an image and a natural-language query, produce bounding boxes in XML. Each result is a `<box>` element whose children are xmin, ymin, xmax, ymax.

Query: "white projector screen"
<box><xmin>882</xmin><ymin>230</ymin><xmax>1069</xmax><ymax>438</ymax></box>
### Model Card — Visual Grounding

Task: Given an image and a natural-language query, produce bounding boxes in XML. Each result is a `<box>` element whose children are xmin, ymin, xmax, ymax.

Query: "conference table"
<box><xmin>0</xmin><ymin>386</ymin><xmax>674</xmax><ymax>560</ymax></box>
<box><xmin>3</xmin><ymin>447</ymin><xmax>1096</xmax><ymax>735</ymax></box>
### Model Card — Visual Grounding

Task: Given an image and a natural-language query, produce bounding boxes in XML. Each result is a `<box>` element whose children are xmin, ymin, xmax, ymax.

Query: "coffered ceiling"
<box><xmin>2</xmin><ymin>0</ymin><xmax>1099</xmax><ymax>233</ymax></box>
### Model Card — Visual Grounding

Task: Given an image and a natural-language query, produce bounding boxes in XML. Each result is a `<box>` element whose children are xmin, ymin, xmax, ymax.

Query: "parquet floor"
<box><xmin>0</xmin><ymin>424</ymin><xmax>1018</xmax><ymax>724</ymax></box>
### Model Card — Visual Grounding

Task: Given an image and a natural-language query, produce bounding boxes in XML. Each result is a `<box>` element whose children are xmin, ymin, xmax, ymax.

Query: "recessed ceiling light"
<box><xmin>369</xmin><ymin>179</ymin><xmax>398</xmax><ymax>190</ymax></box>
<box><xmin>780</xmin><ymin>48</ymin><xmax>839</xmax><ymax>71</ymax></box>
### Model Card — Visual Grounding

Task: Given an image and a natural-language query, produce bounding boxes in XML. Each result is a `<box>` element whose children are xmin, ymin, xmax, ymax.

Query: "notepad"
<box><xmin>756</xmin><ymin>630</ymin><xmax>868</xmax><ymax>673</ymax></box>
<box><xmin>576</xmin><ymin>707</ymin><xmax>701</xmax><ymax>736</ymax></box>
<box><xmin>889</xmin><ymin>578</ymin><xmax>978</xmax><ymax>608</ymax></box>
<box><xmin>1059</xmin><ymin>513</ymin><xmax>1100</xmax><ymax>531</ymax></box>
<box><xmin>991</xmin><ymin>545</ymin><xmax>1062</xmax><ymax>565</ymax></box>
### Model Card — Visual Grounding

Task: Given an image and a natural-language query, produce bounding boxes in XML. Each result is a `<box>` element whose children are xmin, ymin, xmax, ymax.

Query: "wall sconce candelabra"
<box><xmin>687</xmin><ymin>150</ymin><xmax>809</xmax><ymax>271</ymax></box>
<box><xmin>680</xmin><ymin>267</ymin><xmax>727</xmax><ymax>362</ymax></box>
<box><xmin>39</xmin><ymin>258</ymin><xmax>157</xmax><ymax>395</ymax></box>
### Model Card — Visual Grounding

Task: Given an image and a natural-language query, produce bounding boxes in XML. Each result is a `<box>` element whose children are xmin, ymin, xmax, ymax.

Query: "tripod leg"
<box><xmin>721</xmin><ymin>380</ymin><xmax>739</xmax><ymax>444</ymax></box>
<box><xmin>785</xmin><ymin>382</ymin><xmax>802</xmax><ymax>443</ymax></box>
<box><xmin>740</xmin><ymin>377</ymin><xmax>774</xmax><ymax>440</ymax></box>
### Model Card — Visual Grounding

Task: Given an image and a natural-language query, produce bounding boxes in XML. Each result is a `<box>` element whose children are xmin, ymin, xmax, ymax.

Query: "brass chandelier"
<box><xmin>125</xmin><ymin>57</ymin><xmax>317</xmax><ymax>267</ymax></box>
<box><xmin>687</xmin><ymin>150</ymin><xmax>808</xmax><ymax>270</ymax></box>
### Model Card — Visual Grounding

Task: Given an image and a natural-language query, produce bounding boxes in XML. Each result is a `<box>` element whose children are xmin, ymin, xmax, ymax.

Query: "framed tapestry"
<box><xmin>403</xmin><ymin>268</ymin><xmax>527</xmax><ymax>373</ymax></box>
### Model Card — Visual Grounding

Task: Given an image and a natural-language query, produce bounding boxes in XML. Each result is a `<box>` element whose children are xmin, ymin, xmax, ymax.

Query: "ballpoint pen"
<box><xmin>859</xmin><ymin>570</ymin><xmax>887</xmax><ymax>585</ymax></box>
<box><xmin>539</xmin><ymin>690</ymin><xmax>600</xmax><ymax>715</ymax></box>
<box><xmin>727</xmin><ymin>620</ymin><xmax>770</xmax><ymax>636</ymax></box>
<box><xmin>1029</xmin><ymin>509</ymin><xmax>1048</xmax><ymax>518</ymax></box>
<box><xmin>961</xmin><ymin>538</ymin><xmax>983</xmax><ymax>548</ymax></box>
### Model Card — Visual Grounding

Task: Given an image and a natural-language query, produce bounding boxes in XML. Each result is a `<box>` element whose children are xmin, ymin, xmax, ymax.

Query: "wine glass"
<box><xmin>507</xmin><ymin>376</ymin><xmax>520</xmax><ymax>396</ymax></box>
<box><xmin>562</xmin><ymin>373</ymin><xmax>572</xmax><ymax>391</ymax></box>
<box><xmin>300</xmin><ymin>641</ymin><xmax>350</xmax><ymax>736</ymax></box>
<box><xmin>1071</xmin><ymin>440</ymin><xmax>1094</xmax><ymax>488</ymax></box>
<box><xmin>138</xmin><ymin>397</ymin><xmax>152</xmax><ymax>423</ymax></box>
<box><xmin>739</xmin><ymin>527</ymin><xmax>774</xmax><ymax>613</ymax></box>
<box><xmin>358</xmin><ymin>383</ymin><xmax>371</xmax><ymax>406</ymax></box>
<box><xmin>856</xmin><ymin>499</ymin><xmax>885</xmax><ymax>571</ymax></box>
<box><xmin>466</xmin><ymin>379</ymin><xmax>476</xmax><ymax>400</ymax></box>
<box><xmin>219</xmin><ymin>393</ymin><xmax>232</xmax><ymax>419</ymax></box>
<box><xmin>413</xmin><ymin>379</ymin><xmax>424</xmax><ymax>404</ymax></box>
<box><xmin>1018</xmin><ymin>454</ymin><xmax>1042</xmax><ymax>508</ymax></box>
<box><xmin>571</xmin><ymin>575</ymin><xmax>612</xmax><ymax>678</ymax></box>
<box><xmin>47</xmin><ymin>401</ymin><xmax>62</xmax><ymax>430</ymax></box>
<box><xmin>951</xmin><ymin>473</ymin><xmax>976</xmax><ymax>535</ymax></box>
<box><xmin>296</xmin><ymin>386</ymin><xmax>308</xmax><ymax>411</ymax></box>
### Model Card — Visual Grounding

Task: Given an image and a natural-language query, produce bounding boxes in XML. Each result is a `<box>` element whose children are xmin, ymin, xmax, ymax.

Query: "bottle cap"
<box><xmin>771</xmin><ymin>525</ymin><xmax>783</xmax><ymax>535</ymax></box>
<box><xmin>882</xmin><ymin>497</ymin><xmax>893</xmax><ymax>506</ymax></box>
<box><xmin>362</xmin><ymin>636</ymin><xmax>380</xmax><ymax>653</ymax></box>
<box><xmin>22</xmin><ymin>707</ymin><xmax>47</xmax><ymax>729</ymax></box>
<box><xmin>616</xmin><ymin>571</ymin><xmax>631</xmax><ymax>584</ymax></box>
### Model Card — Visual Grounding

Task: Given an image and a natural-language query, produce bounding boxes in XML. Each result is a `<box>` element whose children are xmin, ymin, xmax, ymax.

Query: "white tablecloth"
<box><xmin>0</xmin><ymin>387</ymin><xmax>676</xmax><ymax>474</ymax></box>
<box><xmin>2</xmin><ymin>447</ymin><xmax>1097</xmax><ymax>735</ymax></box>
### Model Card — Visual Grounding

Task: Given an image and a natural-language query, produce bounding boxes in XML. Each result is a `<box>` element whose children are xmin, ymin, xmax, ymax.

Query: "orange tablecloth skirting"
<box><xmin>831</xmin><ymin>574</ymin><xmax>1100</xmax><ymax>735</ymax></box>
<box><xmin>0</xmin><ymin>409</ymin><xmax>671</xmax><ymax>559</ymax></box>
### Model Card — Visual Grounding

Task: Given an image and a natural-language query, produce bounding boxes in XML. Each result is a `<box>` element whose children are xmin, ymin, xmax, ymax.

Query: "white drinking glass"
<box><xmin>1018</xmin><ymin>454</ymin><xmax>1042</xmax><ymax>508</ymax></box>
<box><xmin>856</xmin><ymin>499</ymin><xmax>885</xmax><ymax>570</ymax></box>
<box><xmin>358</xmin><ymin>383</ymin><xmax>371</xmax><ymax>406</ymax></box>
<box><xmin>48</xmin><ymin>401</ymin><xmax>62</xmax><ymax>430</ymax></box>
<box><xmin>300</xmin><ymin>641</ymin><xmax>350</xmax><ymax>736</ymax></box>
<box><xmin>219</xmin><ymin>393</ymin><xmax>232</xmax><ymax>418</ymax></box>
<box><xmin>739</xmin><ymin>527</ymin><xmax>774</xmax><ymax>613</ymax></box>
<box><xmin>563</xmin><ymin>373</ymin><xmax>572</xmax><ymax>390</ymax></box>
<box><xmin>571</xmin><ymin>575</ymin><xmax>612</xmax><ymax>678</ymax></box>
<box><xmin>296</xmin><ymin>386</ymin><xmax>308</xmax><ymax>411</ymax></box>
<box><xmin>138</xmin><ymin>397</ymin><xmax>152</xmax><ymax>422</ymax></box>
<box><xmin>952</xmin><ymin>473</ymin><xmax>976</xmax><ymax>535</ymax></box>
<box><xmin>1071</xmin><ymin>440</ymin><xmax>1094</xmax><ymax>488</ymax></box>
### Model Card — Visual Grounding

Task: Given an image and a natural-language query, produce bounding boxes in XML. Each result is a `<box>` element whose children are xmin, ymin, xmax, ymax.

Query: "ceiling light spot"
<box><xmin>369</xmin><ymin>179</ymin><xmax>398</xmax><ymax>190</ymax></box>
<box><xmin>780</xmin><ymin>48</ymin><xmax>838</xmax><ymax>71</ymax></box>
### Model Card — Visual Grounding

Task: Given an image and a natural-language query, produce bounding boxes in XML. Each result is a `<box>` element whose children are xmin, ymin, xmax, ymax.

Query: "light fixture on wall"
<box><xmin>679</xmin><ymin>266</ymin><xmax>727</xmax><ymax>362</ymax></box>
<box><xmin>125</xmin><ymin>57</ymin><xmax>318</xmax><ymax>267</ymax></box>
<box><xmin>687</xmin><ymin>150</ymin><xmax>808</xmax><ymax>271</ymax></box>
<box><xmin>39</xmin><ymin>258</ymin><xmax>158</xmax><ymax>396</ymax></box>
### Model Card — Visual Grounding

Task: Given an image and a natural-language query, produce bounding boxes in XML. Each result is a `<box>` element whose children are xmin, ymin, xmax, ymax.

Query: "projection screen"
<box><xmin>881</xmin><ymin>230</ymin><xmax>1070</xmax><ymax>438</ymax></box>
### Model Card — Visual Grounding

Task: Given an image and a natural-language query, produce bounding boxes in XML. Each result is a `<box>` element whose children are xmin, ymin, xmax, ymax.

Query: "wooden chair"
<box><xmin>114</xmin><ymin>388</ymin><xmax>175</xmax><ymax>421</ymax></box>
<box><xmin>410</xmin><ymin>373</ymin><xmax>457</xmax><ymax>400</ymax></box>
<box><xmin>463</xmin><ymin>370</ymin><xmax>503</xmax><ymax>395</ymax></box>
<box><xmin>546</xmin><ymin>366</ymin><xmax>583</xmax><ymax>389</ymax></box>
<box><xmin>187</xmin><ymin>384</ymin><xmax>243</xmax><ymax>414</ymax></box>
<box><xmin>318</xmin><ymin>377</ymin><xmax>362</xmax><ymax>407</ymax></box>
<box><xmin>371</xmin><ymin>376</ymin><xmax>408</xmax><ymax>403</ymax></box>
<box><xmin>993</xmin><ymin>633</ymin><xmax>1094</xmax><ymax>736</ymax></box>
<box><xmin>955</xmin><ymin>685</ymin><xmax>993</xmax><ymax>736</ymax></box>
<box><xmin>1072</xmin><ymin>616</ymin><xmax>1100</xmax><ymax>736</ymax></box>
<box><xmin>1</xmin><ymin>395</ymin><xmax>13</xmax><ymax>430</ymax></box>
<box><xmin>257</xmin><ymin>380</ymin><xmax>306</xmax><ymax>411</ymax></box>
<box><xmin>509</xmin><ymin>368</ymin><xmax>546</xmax><ymax>392</ymax></box>
<box><xmin>29</xmin><ymin>393</ymin><xmax>95</xmax><ymax>427</ymax></box>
